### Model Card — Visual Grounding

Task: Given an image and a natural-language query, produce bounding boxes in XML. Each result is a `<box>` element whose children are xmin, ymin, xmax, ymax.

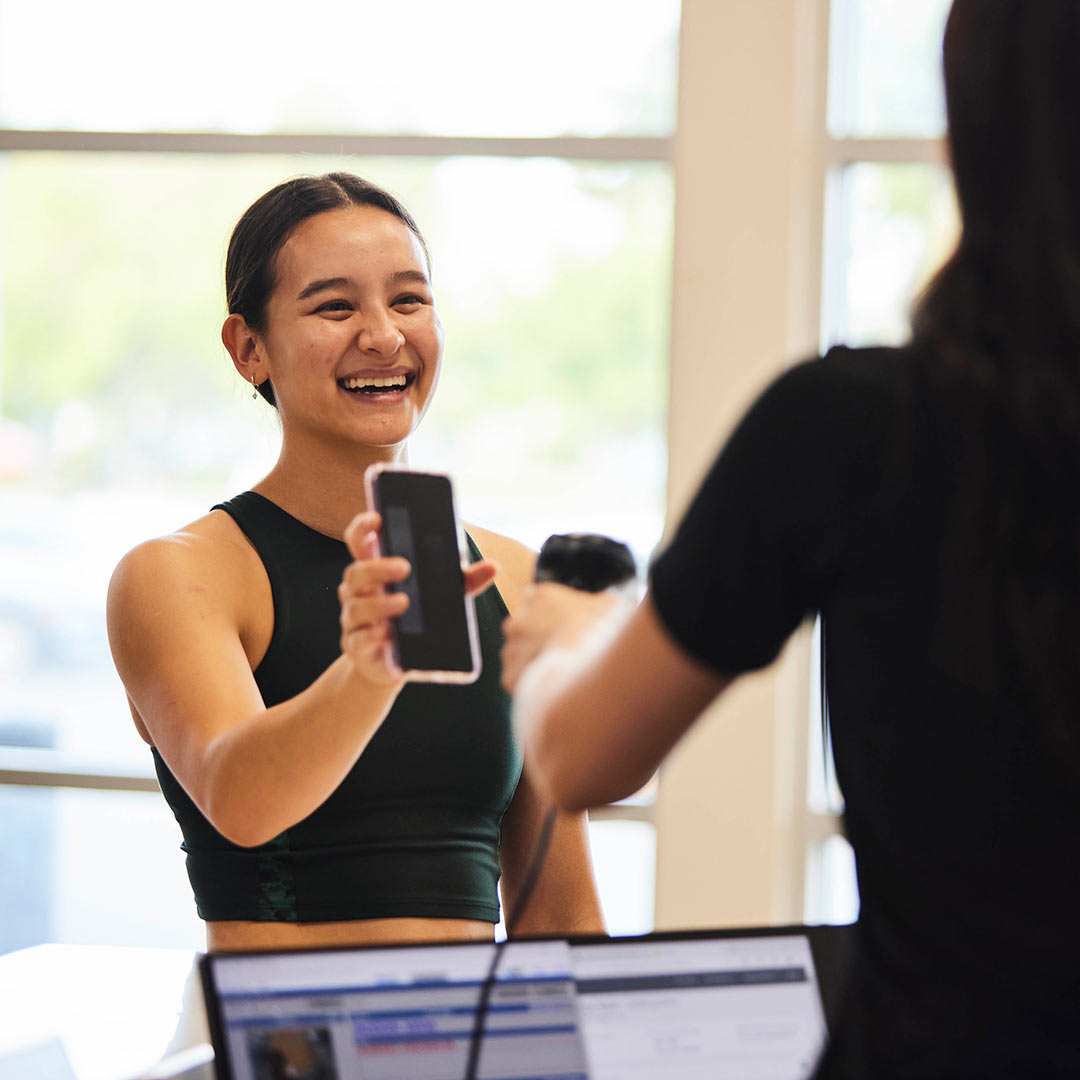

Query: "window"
<box><xmin>0</xmin><ymin>0</ymin><xmax>679</xmax><ymax>951</ymax></box>
<box><xmin>804</xmin><ymin>0</ymin><xmax>955</xmax><ymax>924</ymax></box>
<box><xmin>0</xmin><ymin>1</ymin><xmax>677</xmax><ymax>138</ymax></box>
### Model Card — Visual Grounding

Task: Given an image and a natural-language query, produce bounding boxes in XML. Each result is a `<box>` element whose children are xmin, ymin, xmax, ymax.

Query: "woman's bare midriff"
<box><xmin>207</xmin><ymin>917</ymin><xmax>495</xmax><ymax>952</ymax></box>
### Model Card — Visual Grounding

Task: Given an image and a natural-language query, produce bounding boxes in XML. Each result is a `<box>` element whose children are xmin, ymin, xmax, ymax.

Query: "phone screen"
<box><xmin>368</xmin><ymin>468</ymin><xmax>479</xmax><ymax>679</ymax></box>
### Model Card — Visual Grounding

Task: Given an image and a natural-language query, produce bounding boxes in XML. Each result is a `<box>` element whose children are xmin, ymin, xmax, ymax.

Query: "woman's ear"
<box><xmin>221</xmin><ymin>313</ymin><xmax>265</xmax><ymax>384</ymax></box>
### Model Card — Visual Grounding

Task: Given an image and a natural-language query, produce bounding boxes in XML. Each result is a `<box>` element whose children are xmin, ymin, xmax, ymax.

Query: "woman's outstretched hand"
<box><xmin>340</xmin><ymin>511</ymin><xmax>497</xmax><ymax>683</ymax></box>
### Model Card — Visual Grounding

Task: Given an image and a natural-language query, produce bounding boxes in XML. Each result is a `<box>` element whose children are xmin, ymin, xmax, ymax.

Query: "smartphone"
<box><xmin>363</xmin><ymin>464</ymin><xmax>481</xmax><ymax>683</ymax></box>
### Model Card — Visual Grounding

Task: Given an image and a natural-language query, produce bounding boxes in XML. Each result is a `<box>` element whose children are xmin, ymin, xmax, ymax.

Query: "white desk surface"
<box><xmin>0</xmin><ymin>943</ymin><xmax>201</xmax><ymax>1080</ymax></box>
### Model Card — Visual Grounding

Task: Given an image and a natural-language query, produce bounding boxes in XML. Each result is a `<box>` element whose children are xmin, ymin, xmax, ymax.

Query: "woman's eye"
<box><xmin>315</xmin><ymin>299</ymin><xmax>351</xmax><ymax>314</ymax></box>
<box><xmin>393</xmin><ymin>294</ymin><xmax>425</xmax><ymax>309</ymax></box>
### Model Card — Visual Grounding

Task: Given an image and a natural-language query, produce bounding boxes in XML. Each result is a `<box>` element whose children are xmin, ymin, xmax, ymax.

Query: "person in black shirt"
<box><xmin>500</xmin><ymin>3</ymin><xmax>1080</xmax><ymax>1077</ymax></box>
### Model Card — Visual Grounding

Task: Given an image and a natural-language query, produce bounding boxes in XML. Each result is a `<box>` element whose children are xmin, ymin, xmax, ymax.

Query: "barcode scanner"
<box><xmin>534</xmin><ymin>533</ymin><xmax>637</xmax><ymax>594</ymax></box>
<box><xmin>463</xmin><ymin>533</ymin><xmax>637</xmax><ymax>1080</ymax></box>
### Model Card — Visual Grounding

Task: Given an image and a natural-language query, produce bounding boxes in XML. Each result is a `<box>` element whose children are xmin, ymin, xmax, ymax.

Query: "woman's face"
<box><xmin>257</xmin><ymin>205</ymin><xmax>443</xmax><ymax>452</ymax></box>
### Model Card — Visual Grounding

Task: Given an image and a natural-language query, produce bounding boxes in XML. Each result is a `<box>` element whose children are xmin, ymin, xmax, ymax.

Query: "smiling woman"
<box><xmin>224</xmin><ymin>199</ymin><xmax>443</xmax><ymax>464</ymax></box>
<box><xmin>105</xmin><ymin>174</ymin><xmax>604</xmax><ymax>969</ymax></box>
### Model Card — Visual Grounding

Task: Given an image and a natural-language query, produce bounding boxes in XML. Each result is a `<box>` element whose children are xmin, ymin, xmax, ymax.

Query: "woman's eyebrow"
<box><xmin>296</xmin><ymin>270</ymin><xmax>428</xmax><ymax>302</ymax></box>
<box><xmin>296</xmin><ymin>276</ymin><xmax>351</xmax><ymax>301</ymax></box>
<box><xmin>387</xmin><ymin>269</ymin><xmax>430</xmax><ymax>288</ymax></box>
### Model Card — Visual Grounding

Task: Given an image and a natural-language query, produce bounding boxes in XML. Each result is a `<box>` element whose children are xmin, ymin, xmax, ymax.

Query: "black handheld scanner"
<box><xmin>534</xmin><ymin>533</ymin><xmax>637</xmax><ymax>592</ymax></box>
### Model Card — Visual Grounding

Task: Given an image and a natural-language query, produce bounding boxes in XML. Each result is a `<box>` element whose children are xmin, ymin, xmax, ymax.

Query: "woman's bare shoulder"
<box><xmin>108</xmin><ymin>508</ymin><xmax>268</xmax><ymax>643</ymax></box>
<box><xmin>107</xmin><ymin>508</ymin><xmax>273</xmax><ymax>749</ymax></box>
<box><xmin>111</xmin><ymin>509</ymin><xmax>256</xmax><ymax>589</ymax></box>
<box><xmin>465</xmin><ymin>524</ymin><xmax>536</xmax><ymax>613</ymax></box>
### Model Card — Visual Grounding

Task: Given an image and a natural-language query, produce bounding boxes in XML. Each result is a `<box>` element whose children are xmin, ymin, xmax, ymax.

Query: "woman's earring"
<box><xmin>251</xmin><ymin>375</ymin><xmax>259</xmax><ymax>400</ymax></box>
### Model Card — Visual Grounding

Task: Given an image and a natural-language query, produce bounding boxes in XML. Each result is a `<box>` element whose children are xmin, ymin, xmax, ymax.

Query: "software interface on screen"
<box><xmin>211</xmin><ymin>941</ymin><xmax>587</xmax><ymax>1080</ymax></box>
<box><xmin>208</xmin><ymin>935</ymin><xmax>827</xmax><ymax>1080</ymax></box>
<box><xmin>572</xmin><ymin>935</ymin><xmax>826</xmax><ymax>1080</ymax></box>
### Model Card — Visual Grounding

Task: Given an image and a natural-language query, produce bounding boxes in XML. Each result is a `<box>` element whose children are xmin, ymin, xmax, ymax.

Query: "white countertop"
<box><xmin>0</xmin><ymin>944</ymin><xmax>205</xmax><ymax>1080</ymax></box>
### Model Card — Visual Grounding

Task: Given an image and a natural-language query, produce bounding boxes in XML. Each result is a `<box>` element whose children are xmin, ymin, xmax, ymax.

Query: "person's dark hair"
<box><xmin>915</xmin><ymin>0</ymin><xmax>1080</xmax><ymax>368</ymax></box>
<box><xmin>225</xmin><ymin>172</ymin><xmax>431</xmax><ymax>407</ymax></box>
<box><xmin>910</xmin><ymin>0</ymin><xmax>1080</xmax><ymax>764</ymax></box>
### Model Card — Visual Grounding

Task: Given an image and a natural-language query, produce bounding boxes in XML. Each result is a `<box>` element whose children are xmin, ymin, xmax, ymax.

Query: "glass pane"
<box><xmin>826</xmin><ymin>162</ymin><xmax>958</xmax><ymax>348</ymax></box>
<box><xmin>0</xmin><ymin>786</ymin><xmax>203</xmax><ymax>954</ymax></box>
<box><xmin>587</xmin><ymin>819</ymin><xmax>655</xmax><ymax>936</ymax></box>
<box><xmin>807</xmin><ymin>617</ymin><xmax>843</xmax><ymax>816</ymax></box>
<box><xmin>0</xmin><ymin>0</ymin><xmax>679</xmax><ymax>137</ymax></box>
<box><xmin>0</xmin><ymin>795</ymin><xmax>656</xmax><ymax>952</ymax></box>
<box><xmin>804</xmin><ymin>834</ymin><xmax>859</xmax><ymax>926</ymax></box>
<box><xmin>0</xmin><ymin>152</ymin><xmax>670</xmax><ymax>768</ymax></box>
<box><xmin>829</xmin><ymin>0</ymin><xmax>952</xmax><ymax>138</ymax></box>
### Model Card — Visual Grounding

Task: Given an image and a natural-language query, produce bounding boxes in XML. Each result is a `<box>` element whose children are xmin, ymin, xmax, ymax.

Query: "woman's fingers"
<box><xmin>338</xmin><ymin>535</ymin><xmax>498</xmax><ymax>679</ymax></box>
<box><xmin>340</xmin><ymin>591</ymin><xmax>409</xmax><ymax>630</ymax></box>
<box><xmin>343</xmin><ymin>511</ymin><xmax>382</xmax><ymax>560</ymax></box>
<box><xmin>338</xmin><ymin>591</ymin><xmax>408</xmax><ymax>679</ymax></box>
<box><xmin>340</xmin><ymin>620</ymin><xmax>391</xmax><ymax>660</ymax></box>
<box><xmin>340</xmin><ymin>555</ymin><xmax>411</xmax><ymax>595</ymax></box>
<box><xmin>338</xmin><ymin>512</ymin><xmax>418</xmax><ymax>685</ymax></box>
<box><xmin>464</xmin><ymin>560</ymin><xmax>498</xmax><ymax>597</ymax></box>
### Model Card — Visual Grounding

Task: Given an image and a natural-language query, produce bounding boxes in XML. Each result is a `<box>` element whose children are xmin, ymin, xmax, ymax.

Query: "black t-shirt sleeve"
<box><xmin>650</xmin><ymin>351</ymin><xmax>891</xmax><ymax>676</ymax></box>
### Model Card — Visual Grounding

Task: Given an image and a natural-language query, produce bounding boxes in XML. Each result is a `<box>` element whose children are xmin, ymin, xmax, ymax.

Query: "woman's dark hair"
<box><xmin>225</xmin><ymin>172</ymin><xmax>430</xmax><ymax>407</ymax></box>
<box><xmin>911</xmin><ymin>0</ymin><xmax>1080</xmax><ymax>764</ymax></box>
<box><xmin>915</xmin><ymin>0</ymin><xmax>1080</xmax><ymax>366</ymax></box>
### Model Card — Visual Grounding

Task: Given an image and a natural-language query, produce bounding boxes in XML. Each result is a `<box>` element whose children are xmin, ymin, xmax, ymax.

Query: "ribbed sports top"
<box><xmin>152</xmin><ymin>491</ymin><xmax>522</xmax><ymax>924</ymax></box>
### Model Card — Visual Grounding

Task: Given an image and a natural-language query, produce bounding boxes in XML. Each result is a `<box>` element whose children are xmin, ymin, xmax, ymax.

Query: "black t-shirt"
<box><xmin>650</xmin><ymin>345</ymin><xmax>1080</xmax><ymax>1079</ymax></box>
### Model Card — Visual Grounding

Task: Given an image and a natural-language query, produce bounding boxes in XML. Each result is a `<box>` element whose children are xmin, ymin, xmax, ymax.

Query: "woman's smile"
<box><xmin>337</xmin><ymin>366</ymin><xmax>418</xmax><ymax>403</ymax></box>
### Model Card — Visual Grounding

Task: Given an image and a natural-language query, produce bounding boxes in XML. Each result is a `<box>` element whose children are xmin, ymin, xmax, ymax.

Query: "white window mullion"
<box><xmin>0</xmin><ymin>130</ymin><xmax>672</xmax><ymax>162</ymax></box>
<box><xmin>825</xmin><ymin>136</ymin><xmax>945</xmax><ymax>166</ymax></box>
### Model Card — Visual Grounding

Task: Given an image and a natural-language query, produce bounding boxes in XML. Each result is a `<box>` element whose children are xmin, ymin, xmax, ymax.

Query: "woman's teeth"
<box><xmin>340</xmin><ymin>374</ymin><xmax>408</xmax><ymax>392</ymax></box>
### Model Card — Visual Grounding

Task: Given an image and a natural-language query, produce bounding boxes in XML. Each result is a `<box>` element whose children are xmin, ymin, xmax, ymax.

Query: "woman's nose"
<box><xmin>357</xmin><ymin>310</ymin><xmax>405</xmax><ymax>355</ymax></box>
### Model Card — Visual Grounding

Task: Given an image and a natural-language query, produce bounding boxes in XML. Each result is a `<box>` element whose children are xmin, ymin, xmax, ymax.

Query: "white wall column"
<box><xmin>654</xmin><ymin>0</ymin><xmax>828</xmax><ymax>930</ymax></box>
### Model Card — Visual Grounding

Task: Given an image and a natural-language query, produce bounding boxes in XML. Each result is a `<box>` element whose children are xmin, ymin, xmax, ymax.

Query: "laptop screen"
<box><xmin>572</xmin><ymin>934</ymin><xmax>827</xmax><ymax>1078</ymax></box>
<box><xmin>201</xmin><ymin>930</ymin><xmax>829</xmax><ymax>1080</ymax></box>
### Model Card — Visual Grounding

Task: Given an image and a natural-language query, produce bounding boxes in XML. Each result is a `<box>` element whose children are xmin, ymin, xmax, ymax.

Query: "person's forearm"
<box><xmin>514</xmin><ymin>595</ymin><xmax>727</xmax><ymax>812</ymax></box>
<box><xmin>197</xmin><ymin>657</ymin><xmax>402</xmax><ymax>846</ymax></box>
<box><xmin>516</xmin><ymin>646</ymin><xmax>653</xmax><ymax>811</ymax></box>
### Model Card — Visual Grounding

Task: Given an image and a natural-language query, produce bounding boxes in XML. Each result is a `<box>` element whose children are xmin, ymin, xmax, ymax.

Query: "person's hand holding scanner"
<box><xmin>339</xmin><ymin>511</ymin><xmax>497</xmax><ymax>685</ymax></box>
<box><xmin>500</xmin><ymin>583</ymin><xmax>621</xmax><ymax>693</ymax></box>
<box><xmin>500</xmin><ymin>583</ymin><xmax>631</xmax><ymax>783</ymax></box>
<box><xmin>501</xmin><ymin>533</ymin><xmax>723</xmax><ymax>811</ymax></box>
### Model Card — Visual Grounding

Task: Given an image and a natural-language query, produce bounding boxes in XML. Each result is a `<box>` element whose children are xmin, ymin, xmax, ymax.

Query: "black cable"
<box><xmin>463</xmin><ymin>532</ymin><xmax>635</xmax><ymax>1079</ymax></box>
<box><xmin>462</xmin><ymin>805</ymin><xmax>558</xmax><ymax>1080</ymax></box>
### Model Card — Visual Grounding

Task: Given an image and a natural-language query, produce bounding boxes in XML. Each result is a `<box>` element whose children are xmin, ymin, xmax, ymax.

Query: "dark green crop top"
<box><xmin>152</xmin><ymin>491</ymin><xmax>523</xmax><ymax>924</ymax></box>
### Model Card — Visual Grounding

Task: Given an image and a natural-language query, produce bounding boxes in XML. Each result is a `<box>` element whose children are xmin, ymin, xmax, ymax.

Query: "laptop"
<box><xmin>200</xmin><ymin>925</ymin><xmax>850</xmax><ymax>1080</ymax></box>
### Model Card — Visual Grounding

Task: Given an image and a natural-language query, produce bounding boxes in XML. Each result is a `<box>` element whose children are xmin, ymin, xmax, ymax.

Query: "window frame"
<box><xmin>656</xmin><ymin>0</ymin><xmax>948</xmax><ymax>930</ymax></box>
<box><xmin>0</xmin><ymin>128</ymin><xmax>670</xmax><ymax>952</ymax></box>
<box><xmin>805</xmin><ymin>0</ymin><xmax>949</xmax><ymax>922</ymax></box>
<box><xmin>1</xmin><ymin>0</ymin><xmax>954</xmax><ymax>932</ymax></box>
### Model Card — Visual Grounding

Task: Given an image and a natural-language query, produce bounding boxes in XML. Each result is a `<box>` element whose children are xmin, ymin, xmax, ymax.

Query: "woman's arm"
<box><xmin>498</xmin><ymin>764</ymin><xmax>605</xmax><ymax>935</ymax></box>
<box><xmin>502</xmin><ymin>586</ymin><xmax>730</xmax><ymax>811</ymax></box>
<box><xmin>468</xmin><ymin>526</ymin><xmax>605</xmax><ymax>934</ymax></box>
<box><xmin>108</xmin><ymin>510</ymin><xmax>493</xmax><ymax>848</ymax></box>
